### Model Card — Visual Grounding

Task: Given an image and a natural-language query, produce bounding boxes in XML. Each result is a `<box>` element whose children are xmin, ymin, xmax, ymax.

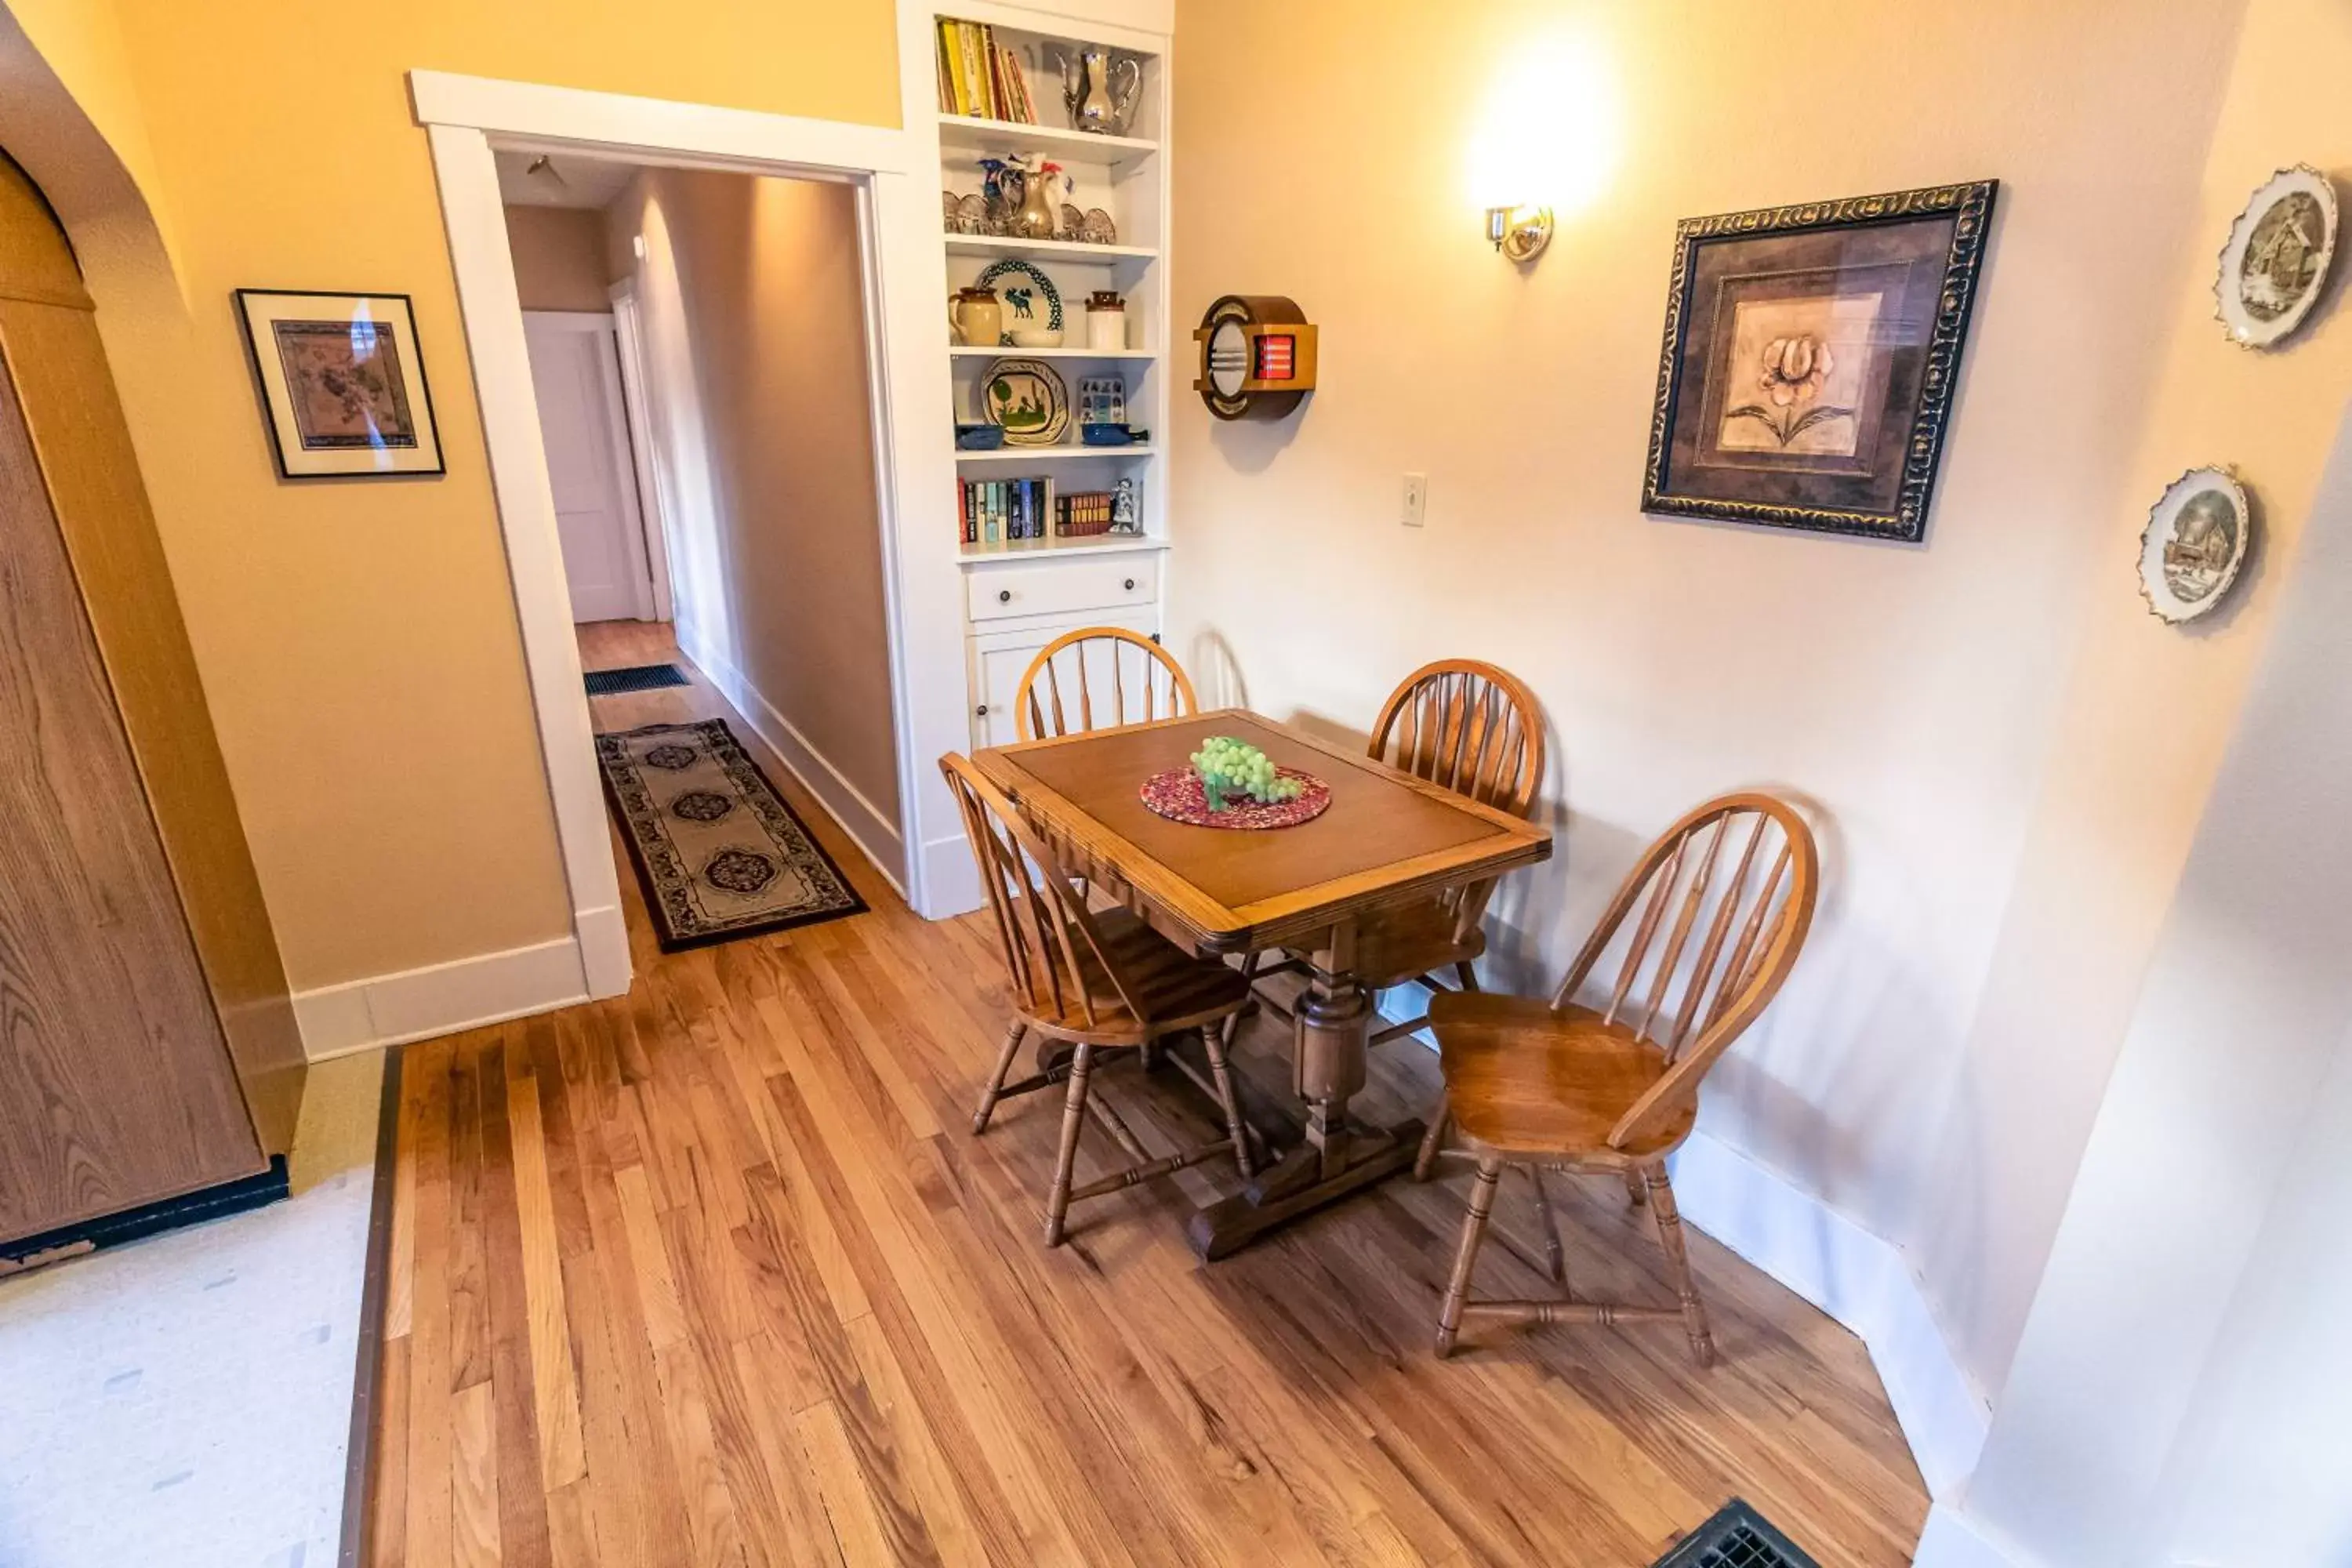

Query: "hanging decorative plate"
<box><xmin>1139</xmin><ymin>766</ymin><xmax>1332</xmax><ymax>829</ymax></box>
<box><xmin>973</xmin><ymin>258</ymin><xmax>1062</xmax><ymax>337</ymax></box>
<box><xmin>979</xmin><ymin>357</ymin><xmax>1070</xmax><ymax>445</ymax></box>
<box><xmin>2215</xmin><ymin>165</ymin><xmax>2337</xmax><ymax>349</ymax></box>
<box><xmin>1080</xmin><ymin>208</ymin><xmax>1118</xmax><ymax>245</ymax></box>
<box><xmin>2138</xmin><ymin>465</ymin><xmax>2252</xmax><ymax>624</ymax></box>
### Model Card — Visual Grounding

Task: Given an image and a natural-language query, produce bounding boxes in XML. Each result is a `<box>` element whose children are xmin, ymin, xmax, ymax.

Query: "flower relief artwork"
<box><xmin>272</xmin><ymin>312</ymin><xmax>418</xmax><ymax>452</ymax></box>
<box><xmin>1715</xmin><ymin>291</ymin><xmax>1884</xmax><ymax>457</ymax></box>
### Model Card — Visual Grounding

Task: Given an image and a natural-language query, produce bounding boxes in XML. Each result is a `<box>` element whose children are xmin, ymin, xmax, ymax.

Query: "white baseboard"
<box><xmin>918</xmin><ymin>829</ymin><xmax>982</xmax><ymax>920</ymax></box>
<box><xmin>675</xmin><ymin>626</ymin><xmax>909</xmax><ymax>899</ymax></box>
<box><xmin>293</xmin><ymin>935</ymin><xmax>589</xmax><ymax>1060</ymax></box>
<box><xmin>1375</xmin><ymin>986</ymin><xmax>1989</xmax><ymax>1513</ymax></box>
<box><xmin>1664</xmin><ymin>1131</ymin><xmax>1991</xmax><ymax>1501</ymax></box>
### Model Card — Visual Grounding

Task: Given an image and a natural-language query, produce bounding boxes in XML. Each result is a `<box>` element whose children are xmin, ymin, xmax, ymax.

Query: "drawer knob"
<box><xmin>997</xmin><ymin>589</ymin><xmax>1013</xmax><ymax>603</ymax></box>
<box><xmin>1123</xmin><ymin>577</ymin><xmax>1137</xmax><ymax>590</ymax></box>
<box><xmin>975</xmin><ymin>702</ymin><xmax>989</xmax><ymax>717</ymax></box>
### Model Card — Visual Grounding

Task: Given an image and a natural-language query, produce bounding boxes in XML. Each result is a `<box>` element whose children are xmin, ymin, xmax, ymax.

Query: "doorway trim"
<box><xmin>412</xmin><ymin>70</ymin><xmax>968</xmax><ymax>1000</ymax></box>
<box><xmin>605</xmin><ymin>280</ymin><xmax>675</xmax><ymax>622</ymax></box>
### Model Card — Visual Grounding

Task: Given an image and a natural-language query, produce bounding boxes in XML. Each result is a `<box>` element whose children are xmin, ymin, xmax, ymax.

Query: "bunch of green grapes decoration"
<box><xmin>1190</xmin><ymin>736</ymin><xmax>1305</xmax><ymax>812</ymax></box>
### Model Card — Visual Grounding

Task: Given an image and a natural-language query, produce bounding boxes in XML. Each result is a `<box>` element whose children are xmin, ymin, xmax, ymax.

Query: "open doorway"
<box><xmin>492</xmin><ymin>144</ymin><xmax>909</xmax><ymax>948</ymax></box>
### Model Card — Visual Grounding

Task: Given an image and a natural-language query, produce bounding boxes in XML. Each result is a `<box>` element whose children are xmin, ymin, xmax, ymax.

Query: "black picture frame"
<box><xmin>1639</xmin><ymin>180</ymin><xmax>1997</xmax><ymax>542</ymax></box>
<box><xmin>233</xmin><ymin>287</ymin><xmax>446</xmax><ymax>480</ymax></box>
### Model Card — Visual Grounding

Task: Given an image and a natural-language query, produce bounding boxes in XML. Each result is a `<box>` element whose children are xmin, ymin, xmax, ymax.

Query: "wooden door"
<box><xmin>0</xmin><ymin>346</ymin><xmax>262</xmax><ymax>1240</ymax></box>
<box><xmin>524</xmin><ymin>310</ymin><xmax>656</xmax><ymax>623</ymax></box>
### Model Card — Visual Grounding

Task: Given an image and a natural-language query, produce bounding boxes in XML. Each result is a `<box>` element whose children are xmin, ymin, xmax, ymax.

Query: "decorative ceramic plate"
<box><xmin>1139</xmin><ymin>767</ymin><xmax>1332</xmax><ymax>829</ymax></box>
<box><xmin>974</xmin><ymin>257</ymin><xmax>1062</xmax><ymax>334</ymax></box>
<box><xmin>1060</xmin><ymin>202</ymin><xmax>1084</xmax><ymax>240</ymax></box>
<box><xmin>2216</xmin><ymin>165</ymin><xmax>2337</xmax><ymax>349</ymax></box>
<box><xmin>1080</xmin><ymin>208</ymin><xmax>1118</xmax><ymax>245</ymax></box>
<box><xmin>955</xmin><ymin>192</ymin><xmax>991</xmax><ymax>235</ymax></box>
<box><xmin>2139</xmin><ymin>466</ymin><xmax>2252</xmax><ymax>624</ymax></box>
<box><xmin>980</xmin><ymin>357</ymin><xmax>1070</xmax><ymax>446</ymax></box>
<box><xmin>941</xmin><ymin>189</ymin><xmax>961</xmax><ymax>230</ymax></box>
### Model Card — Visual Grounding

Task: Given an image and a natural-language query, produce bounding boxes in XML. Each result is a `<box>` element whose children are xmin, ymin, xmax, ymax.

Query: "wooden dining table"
<box><xmin>973</xmin><ymin>708</ymin><xmax>1552</xmax><ymax>1258</ymax></box>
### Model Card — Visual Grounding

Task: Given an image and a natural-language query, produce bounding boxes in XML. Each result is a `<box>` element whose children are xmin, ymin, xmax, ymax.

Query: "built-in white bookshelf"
<box><xmin>920</xmin><ymin>2</ymin><xmax>1171</xmax><ymax>557</ymax></box>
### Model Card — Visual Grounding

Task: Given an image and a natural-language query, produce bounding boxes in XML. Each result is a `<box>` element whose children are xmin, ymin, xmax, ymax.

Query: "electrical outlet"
<box><xmin>1402</xmin><ymin>472</ymin><xmax>1428</xmax><ymax>528</ymax></box>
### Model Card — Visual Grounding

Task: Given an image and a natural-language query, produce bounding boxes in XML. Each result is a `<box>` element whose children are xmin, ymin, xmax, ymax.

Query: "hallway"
<box><xmin>361</xmin><ymin>626</ymin><xmax>1928</xmax><ymax>1568</ymax></box>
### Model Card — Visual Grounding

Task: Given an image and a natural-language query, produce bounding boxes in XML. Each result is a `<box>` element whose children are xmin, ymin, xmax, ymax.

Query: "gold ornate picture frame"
<box><xmin>1640</xmin><ymin>181</ymin><xmax>1997</xmax><ymax>543</ymax></box>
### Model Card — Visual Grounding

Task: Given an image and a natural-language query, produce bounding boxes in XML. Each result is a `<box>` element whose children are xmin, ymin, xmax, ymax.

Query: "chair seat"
<box><xmin>1355</xmin><ymin>897</ymin><xmax>1485</xmax><ymax>991</ymax></box>
<box><xmin>1018</xmin><ymin>907</ymin><xmax>1251</xmax><ymax>1044</ymax></box>
<box><xmin>1427</xmin><ymin>993</ymin><xmax>1695</xmax><ymax>1162</ymax></box>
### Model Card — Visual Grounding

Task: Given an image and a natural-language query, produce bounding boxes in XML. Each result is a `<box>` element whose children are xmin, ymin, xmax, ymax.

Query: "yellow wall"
<box><xmin>503</xmin><ymin>205</ymin><xmax>611</xmax><ymax>314</ymax></box>
<box><xmin>1167</xmin><ymin>0</ymin><xmax>2263</xmax><ymax>1405</ymax></box>
<box><xmin>2</xmin><ymin>0</ymin><xmax>898</xmax><ymax>988</ymax></box>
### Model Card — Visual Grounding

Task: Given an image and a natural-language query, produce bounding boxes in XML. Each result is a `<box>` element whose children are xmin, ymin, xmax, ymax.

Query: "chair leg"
<box><xmin>1044</xmin><ymin>1044</ymin><xmax>1094</xmax><ymax>1247</ymax></box>
<box><xmin>1436</xmin><ymin>1156</ymin><xmax>1503</xmax><ymax>1357</ymax></box>
<box><xmin>1622</xmin><ymin>1168</ymin><xmax>1647</xmax><ymax>1207</ymax></box>
<box><xmin>1645</xmin><ymin>1164</ymin><xmax>1715</xmax><ymax>1367</ymax></box>
<box><xmin>1414</xmin><ymin>1093</ymin><xmax>1451</xmax><ymax>1181</ymax></box>
<box><xmin>1454</xmin><ymin>960</ymin><xmax>1480</xmax><ymax>992</ymax></box>
<box><xmin>1526</xmin><ymin>1165</ymin><xmax>1566</xmax><ymax>1289</ymax></box>
<box><xmin>971</xmin><ymin>1020</ymin><xmax>1027</xmax><ymax>1135</ymax></box>
<box><xmin>1200</xmin><ymin>1025</ymin><xmax>1256</xmax><ymax>1181</ymax></box>
<box><xmin>1219</xmin><ymin>952</ymin><xmax>1263</xmax><ymax>1051</ymax></box>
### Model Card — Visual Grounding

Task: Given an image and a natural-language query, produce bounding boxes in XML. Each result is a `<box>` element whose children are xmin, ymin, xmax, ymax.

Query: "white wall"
<box><xmin>606</xmin><ymin>168</ymin><xmax>906</xmax><ymax>879</ymax></box>
<box><xmin>1947</xmin><ymin>401</ymin><xmax>2352</xmax><ymax>1567</ymax></box>
<box><xmin>1166</xmin><ymin>0</ymin><xmax>2248</xmax><ymax>1415</ymax></box>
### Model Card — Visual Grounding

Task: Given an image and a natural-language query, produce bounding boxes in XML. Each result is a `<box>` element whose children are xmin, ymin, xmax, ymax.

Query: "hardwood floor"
<box><xmin>365</xmin><ymin>622</ymin><xmax>1928</xmax><ymax>1567</ymax></box>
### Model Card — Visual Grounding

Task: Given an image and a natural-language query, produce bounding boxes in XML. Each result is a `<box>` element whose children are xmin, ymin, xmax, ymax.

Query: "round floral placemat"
<box><xmin>1139</xmin><ymin>766</ymin><xmax>1331</xmax><ymax>829</ymax></box>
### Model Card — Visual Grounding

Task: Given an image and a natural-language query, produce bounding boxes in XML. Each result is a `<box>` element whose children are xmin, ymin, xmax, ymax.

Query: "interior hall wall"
<box><xmin>605</xmin><ymin>169</ymin><xmax>904</xmax><ymax>859</ymax></box>
<box><xmin>0</xmin><ymin>0</ymin><xmax>898</xmax><ymax>992</ymax></box>
<box><xmin>503</xmin><ymin>205</ymin><xmax>610</xmax><ymax>314</ymax></box>
<box><xmin>1165</xmin><ymin>0</ymin><xmax>2250</xmax><ymax>1410</ymax></box>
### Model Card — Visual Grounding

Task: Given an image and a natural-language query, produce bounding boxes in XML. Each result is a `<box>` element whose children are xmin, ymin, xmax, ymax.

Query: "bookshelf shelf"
<box><xmin>948</xmin><ymin>345</ymin><xmax>1157</xmax><ymax>360</ymax></box>
<box><xmin>943</xmin><ymin>234</ymin><xmax>1157</xmax><ymax>263</ymax></box>
<box><xmin>953</xmin><ymin>443</ymin><xmax>1157</xmax><ymax>463</ymax></box>
<box><xmin>936</xmin><ymin>113</ymin><xmax>1158</xmax><ymax>165</ymax></box>
<box><xmin>957</xmin><ymin>535</ymin><xmax>1169</xmax><ymax>564</ymax></box>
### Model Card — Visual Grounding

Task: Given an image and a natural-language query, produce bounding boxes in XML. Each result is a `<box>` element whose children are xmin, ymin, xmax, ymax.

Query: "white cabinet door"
<box><xmin>967</xmin><ymin>612</ymin><xmax>1158</xmax><ymax>750</ymax></box>
<box><xmin>524</xmin><ymin>311</ymin><xmax>655</xmax><ymax>624</ymax></box>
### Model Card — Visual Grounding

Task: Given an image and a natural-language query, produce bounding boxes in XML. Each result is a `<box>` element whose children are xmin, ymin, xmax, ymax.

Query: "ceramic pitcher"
<box><xmin>950</xmin><ymin>286</ymin><xmax>1002</xmax><ymax>347</ymax></box>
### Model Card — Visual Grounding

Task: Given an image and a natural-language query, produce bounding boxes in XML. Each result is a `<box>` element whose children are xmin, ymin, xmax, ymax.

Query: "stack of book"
<box><xmin>1055</xmin><ymin>491</ymin><xmax>1116</xmax><ymax>537</ymax></box>
<box><xmin>960</xmin><ymin>476</ymin><xmax>1054</xmax><ymax>547</ymax></box>
<box><xmin>935</xmin><ymin>19</ymin><xmax>1037</xmax><ymax>123</ymax></box>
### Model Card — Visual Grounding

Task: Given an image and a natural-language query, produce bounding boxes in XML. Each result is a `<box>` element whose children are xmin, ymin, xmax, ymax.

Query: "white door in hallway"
<box><xmin>524</xmin><ymin>310</ymin><xmax>656</xmax><ymax>622</ymax></box>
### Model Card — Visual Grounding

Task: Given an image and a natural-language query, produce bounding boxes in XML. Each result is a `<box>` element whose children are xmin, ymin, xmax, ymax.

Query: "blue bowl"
<box><xmin>1080</xmin><ymin>423</ymin><xmax>1134</xmax><ymax>446</ymax></box>
<box><xmin>955</xmin><ymin>423</ymin><xmax>1005</xmax><ymax>450</ymax></box>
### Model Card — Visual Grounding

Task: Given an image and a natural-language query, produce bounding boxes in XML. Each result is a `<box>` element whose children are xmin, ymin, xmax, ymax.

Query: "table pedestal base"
<box><xmin>1183</xmin><ymin>1119</ymin><xmax>1424</xmax><ymax>1261</ymax></box>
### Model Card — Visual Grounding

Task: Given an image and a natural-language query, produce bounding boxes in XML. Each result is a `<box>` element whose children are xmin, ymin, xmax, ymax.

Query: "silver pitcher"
<box><xmin>1052</xmin><ymin>45</ymin><xmax>1142</xmax><ymax>136</ymax></box>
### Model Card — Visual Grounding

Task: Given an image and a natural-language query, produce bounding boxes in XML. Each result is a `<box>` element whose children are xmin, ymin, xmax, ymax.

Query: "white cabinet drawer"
<box><xmin>965</xmin><ymin>554</ymin><xmax>1160</xmax><ymax>623</ymax></box>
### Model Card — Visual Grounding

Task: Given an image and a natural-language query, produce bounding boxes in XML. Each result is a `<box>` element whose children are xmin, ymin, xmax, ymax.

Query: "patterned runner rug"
<box><xmin>596</xmin><ymin>719</ymin><xmax>866</xmax><ymax>950</ymax></box>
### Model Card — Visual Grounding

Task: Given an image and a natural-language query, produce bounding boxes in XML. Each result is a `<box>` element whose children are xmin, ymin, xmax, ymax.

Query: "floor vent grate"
<box><xmin>585</xmin><ymin>662</ymin><xmax>691</xmax><ymax>696</ymax></box>
<box><xmin>1653</xmin><ymin>1499</ymin><xmax>1821</xmax><ymax>1567</ymax></box>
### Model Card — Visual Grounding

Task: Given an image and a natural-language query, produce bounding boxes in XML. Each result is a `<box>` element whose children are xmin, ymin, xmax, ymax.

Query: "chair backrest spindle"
<box><xmin>1015</xmin><ymin>628</ymin><xmax>1198</xmax><ymax>741</ymax></box>
<box><xmin>1367</xmin><ymin>659</ymin><xmax>1547</xmax><ymax>935</ymax></box>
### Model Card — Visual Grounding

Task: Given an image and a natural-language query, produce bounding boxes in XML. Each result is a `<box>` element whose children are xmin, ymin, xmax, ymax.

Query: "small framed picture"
<box><xmin>234</xmin><ymin>289</ymin><xmax>444</xmax><ymax>478</ymax></box>
<box><xmin>1641</xmin><ymin>181</ymin><xmax>1998</xmax><ymax>542</ymax></box>
<box><xmin>2138</xmin><ymin>466</ymin><xmax>2252</xmax><ymax>625</ymax></box>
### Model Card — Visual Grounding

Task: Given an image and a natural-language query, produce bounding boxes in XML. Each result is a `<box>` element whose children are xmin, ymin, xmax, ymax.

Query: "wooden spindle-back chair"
<box><xmin>1240</xmin><ymin>660</ymin><xmax>1547</xmax><ymax>1048</ymax></box>
<box><xmin>941</xmin><ymin>752</ymin><xmax>1255</xmax><ymax>1245</ymax></box>
<box><xmin>1420</xmin><ymin>792</ymin><xmax>1818</xmax><ymax>1362</ymax></box>
<box><xmin>1014</xmin><ymin>626</ymin><xmax>1198</xmax><ymax>740</ymax></box>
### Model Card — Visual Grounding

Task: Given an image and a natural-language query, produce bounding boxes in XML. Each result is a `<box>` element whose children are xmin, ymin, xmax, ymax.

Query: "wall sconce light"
<box><xmin>1485</xmin><ymin>204</ymin><xmax>1554</xmax><ymax>264</ymax></box>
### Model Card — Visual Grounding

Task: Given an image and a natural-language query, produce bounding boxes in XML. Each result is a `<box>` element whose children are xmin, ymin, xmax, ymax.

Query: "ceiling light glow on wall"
<box><xmin>1465</xmin><ymin>30</ymin><xmax>1621</xmax><ymax>265</ymax></box>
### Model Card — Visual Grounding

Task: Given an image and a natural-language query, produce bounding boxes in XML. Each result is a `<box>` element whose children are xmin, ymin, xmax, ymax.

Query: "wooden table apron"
<box><xmin>971</xmin><ymin>710</ymin><xmax>1552</xmax><ymax>1258</ymax></box>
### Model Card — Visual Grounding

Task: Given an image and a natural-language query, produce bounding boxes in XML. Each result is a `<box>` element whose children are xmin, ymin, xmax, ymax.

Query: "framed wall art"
<box><xmin>2214</xmin><ymin>165</ymin><xmax>2337</xmax><ymax>350</ymax></box>
<box><xmin>2138</xmin><ymin>466</ymin><xmax>2252</xmax><ymax>625</ymax></box>
<box><xmin>234</xmin><ymin>289</ymin><xmax>444</xmax><ymax>478</ymax></box>
<box><xmin>1640</xmin><ymin>180</ymin><xmax>1997</xmax><ymax>542</ymax></box>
